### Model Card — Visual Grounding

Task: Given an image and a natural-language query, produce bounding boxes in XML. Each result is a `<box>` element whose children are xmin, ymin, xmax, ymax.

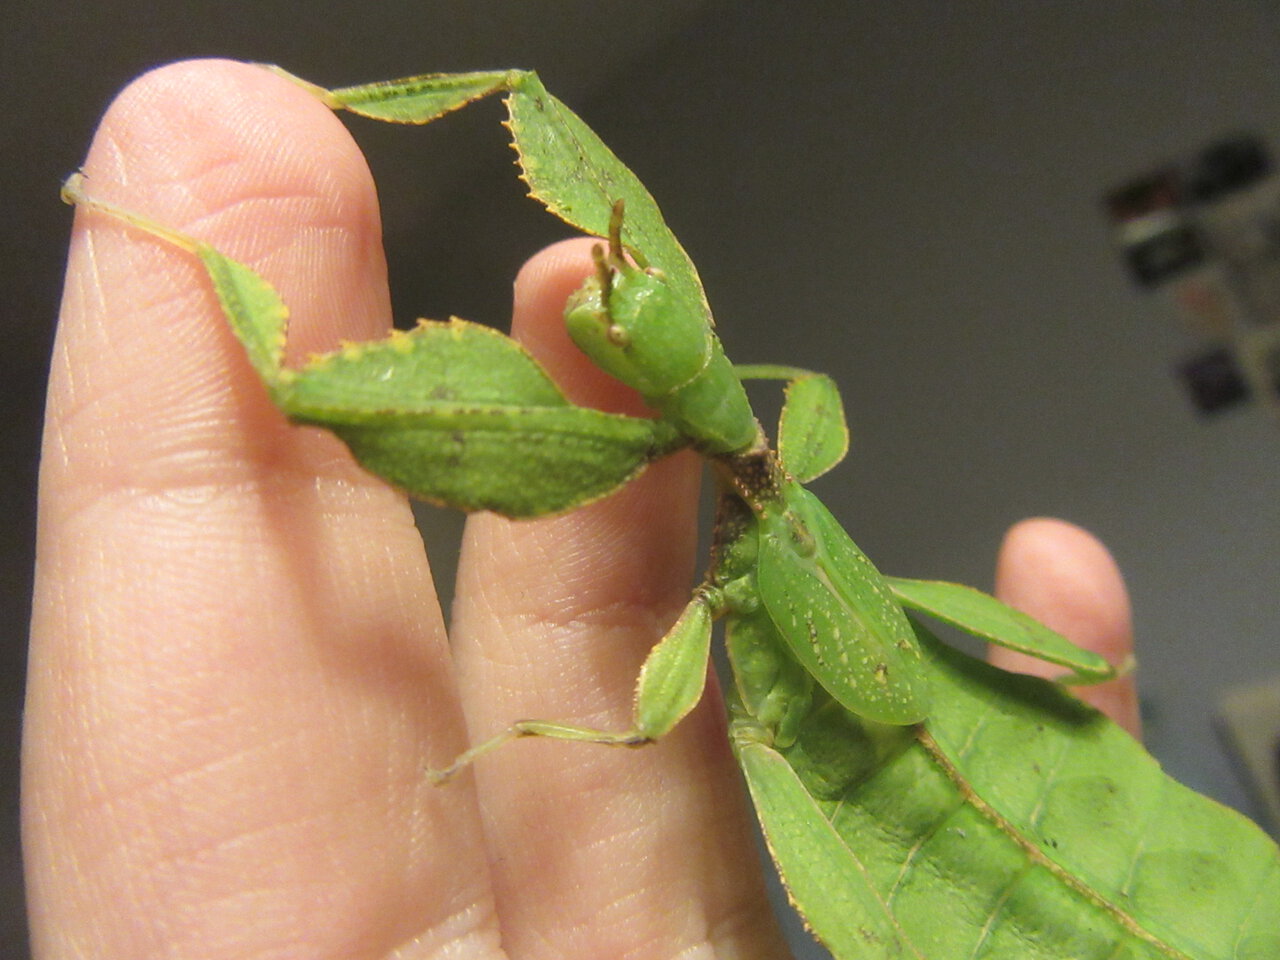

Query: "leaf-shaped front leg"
<box><xmin>279</xmin><ymin>318</ymin><xmax>686</xmax><ymax>516</ymax></box>
<box><xmin>62</xmin><ymin>179</ymin><xmax>687</xmax><ymax>518</ymax></box>
<box><xmin>293</xmin><ymin>67</ymin><xmax>711</xmax><ymax>328</ymax></box>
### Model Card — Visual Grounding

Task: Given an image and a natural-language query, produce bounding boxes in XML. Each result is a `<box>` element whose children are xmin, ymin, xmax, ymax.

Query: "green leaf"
<box><xmin>769</xmin><ymin>625</ymin><xmax>1280</xmax><ymax>959</ymax></box>
<box><xmin>888</xmin><ymin>577</ymin><xmax>1115</xmax><ymax>685</ymax></box>
<box><xmin>777</xmin><ymin>373</ymin><xmax>849</xmax><ymax>482</ymax></box>
<box><xmin>277</xmin><ymin>319</ymin><xmax>684</xmax><ymax>516</ymax></box>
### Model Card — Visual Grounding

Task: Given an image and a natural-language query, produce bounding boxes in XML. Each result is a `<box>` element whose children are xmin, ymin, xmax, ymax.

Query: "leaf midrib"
<box><xmin>914</xmin><ymin>727</ymin><xmax>1192</xmax><ymax>960</ymax></box>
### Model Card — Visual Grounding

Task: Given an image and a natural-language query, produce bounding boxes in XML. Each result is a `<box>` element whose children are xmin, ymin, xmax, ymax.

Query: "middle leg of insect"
<box><xmin>428</xmin><ymin>586</ymin><xmax>720</xmax><ymax>783</ymax></box>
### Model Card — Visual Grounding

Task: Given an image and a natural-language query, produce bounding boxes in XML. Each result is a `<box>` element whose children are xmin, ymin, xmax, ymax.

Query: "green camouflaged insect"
<box><xmin>64</xmin><ymin>67</ymin><xmax>1280</xmax><ymax>960</ymax></box>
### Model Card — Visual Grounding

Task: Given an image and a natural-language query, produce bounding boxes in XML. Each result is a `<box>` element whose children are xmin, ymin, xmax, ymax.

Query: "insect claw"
<box><xmin>426</xmin><ymin>764</ymin><xmax>460</xmax><ymax>786</ymax></box>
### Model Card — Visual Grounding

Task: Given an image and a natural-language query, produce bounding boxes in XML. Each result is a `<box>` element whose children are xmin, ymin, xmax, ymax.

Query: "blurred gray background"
<box><xmin>5</xmin><ymin>2</ymin><xmax>1279</xmax><ymax>956</ymax></box>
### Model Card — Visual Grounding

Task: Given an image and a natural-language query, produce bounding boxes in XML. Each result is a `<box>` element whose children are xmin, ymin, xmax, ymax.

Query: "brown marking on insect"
<box><xmin>714</xmin><ymin>446</ymin><xmax>784</xmax><ymax>508</ymax></box>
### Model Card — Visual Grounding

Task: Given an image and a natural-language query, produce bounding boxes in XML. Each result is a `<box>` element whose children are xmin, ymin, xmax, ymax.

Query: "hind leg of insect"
<box><xmin>429</xmin><ymin>587</ymin><xmax>717</xmax><ymax>782</ymax></box>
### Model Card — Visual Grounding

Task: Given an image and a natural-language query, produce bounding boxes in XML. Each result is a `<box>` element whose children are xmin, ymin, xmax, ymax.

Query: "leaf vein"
<box><xmin>916</xmin><ymin>727</ymin><xmax>1193</xmax><ymax>960</ymax></box>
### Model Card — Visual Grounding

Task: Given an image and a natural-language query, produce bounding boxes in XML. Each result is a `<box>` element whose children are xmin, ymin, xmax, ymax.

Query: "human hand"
<box><xmin>26</xmin><ymin>59</ymin><xmax>1136</xmax><ymax>959</ymax></box>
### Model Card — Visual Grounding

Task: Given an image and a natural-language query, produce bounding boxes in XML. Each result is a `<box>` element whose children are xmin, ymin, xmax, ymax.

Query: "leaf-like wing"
<box><xmin>765</xmin><ymin>624</ymin><xmax>1280</xmax><ymax>959</ymax></box>
<box><xmin>756</xmin><ymin>484</ymin><xmax>929</xmax><ymax>725</ymax></box>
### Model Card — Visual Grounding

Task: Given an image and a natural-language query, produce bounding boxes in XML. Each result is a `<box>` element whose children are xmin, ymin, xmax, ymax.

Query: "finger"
<box><xmin>448</xmin><ymin>239</ymin><xmax>789</xmax><ymax>960</ymax></box>
<box><xmin>27</xmin><ymin>60</ymin><xmax>500</xmax><ymax>959</ymax></box>
<box><xmin>992</xmin><ymin>517</ymin><xmax>1141</xmax><ymax>738</ymax></box>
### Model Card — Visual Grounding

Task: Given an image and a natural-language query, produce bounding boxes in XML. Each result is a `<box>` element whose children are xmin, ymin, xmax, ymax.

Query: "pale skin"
<box><xmin>25</xmin><ymin>59</ymin><xmax>1139</xmax><ymax>960</ymax></box>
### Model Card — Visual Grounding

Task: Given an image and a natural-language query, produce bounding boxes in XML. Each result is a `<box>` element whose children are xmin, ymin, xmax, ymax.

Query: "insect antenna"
<box><xmin>591</xmin><ymin>242</ymin><xmax>613</xmax><ymax>303</ymax></box>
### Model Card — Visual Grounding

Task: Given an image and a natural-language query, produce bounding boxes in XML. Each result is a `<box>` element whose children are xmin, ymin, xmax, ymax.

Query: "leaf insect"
<box><xmin>63</xmin><ymin>66</ymin><xmax>1280</xmax><ymax>960</ymax></box>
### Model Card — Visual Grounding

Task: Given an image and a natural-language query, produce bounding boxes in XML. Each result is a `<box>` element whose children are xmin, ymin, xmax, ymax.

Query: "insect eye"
<box><xmin>606</xmin><ymin>324</ymin><xmax>629</xmax><ymax>347</ymax></box>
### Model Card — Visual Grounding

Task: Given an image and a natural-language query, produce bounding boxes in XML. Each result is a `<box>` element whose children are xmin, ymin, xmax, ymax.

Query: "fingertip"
<box><xmin>81</xmin><ymin>58</ymin><xmax>388</xmax><ymax>355</ymax></box>
<box><xmin>995</xmin><ymin>518</ymin><xmax>1132</xmax><ymax>648</ymax></box>
<box><xmin>90</xmin><ymin>59</ymin><xmax>358</xmax><ymax>213</ymax></box>
<box><xmin>53</xmin><ymin>58</ymin><xmax>392</xmax><ymax>520</ymax></box>
<box><xmin>992</xmin><ymin>517</ymin><xmax>1141</xmax><ymax>737</ymax></box>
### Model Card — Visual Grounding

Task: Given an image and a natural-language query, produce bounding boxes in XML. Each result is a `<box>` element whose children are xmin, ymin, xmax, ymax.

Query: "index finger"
<box><xmin>26</xmin><ymin>59</ymin><xmax>500</xmax><ymax>958</ymax></box>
